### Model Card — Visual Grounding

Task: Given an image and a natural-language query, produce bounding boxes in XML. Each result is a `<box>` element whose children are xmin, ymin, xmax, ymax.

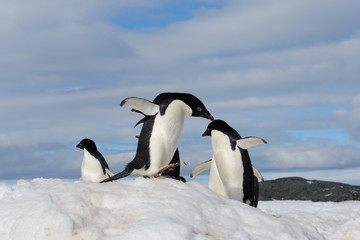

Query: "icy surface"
<box><xmin>0</xmin><ymin>178</ymin><xmax>359</xmax><ymax>240</ymax></box>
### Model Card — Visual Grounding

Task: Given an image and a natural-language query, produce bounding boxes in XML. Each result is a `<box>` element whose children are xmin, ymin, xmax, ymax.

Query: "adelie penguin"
<box><xmin>101</xmin><ymin>92</ymin><xmax>214</xmax><ymax>183</ymax></box>
<box><xmin>196</xmin><ymin>120</ymin><xmax>266</xmax><ymax>207</ymax></box>
<box><xmin>135</xmin><ymin>124</ymin><xmax>187</xmax><ymax>182</ymax></box>
<box><xmin>76</xmin><ymin>138</ymin><xmax>114</xmax><ymax>182</ymax></box>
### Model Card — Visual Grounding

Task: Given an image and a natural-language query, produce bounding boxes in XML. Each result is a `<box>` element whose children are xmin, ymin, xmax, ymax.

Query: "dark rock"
<box><xmin>259</xmin><ymin>177</ymin><xmax>360</xmax><ymax>202</ymax></box>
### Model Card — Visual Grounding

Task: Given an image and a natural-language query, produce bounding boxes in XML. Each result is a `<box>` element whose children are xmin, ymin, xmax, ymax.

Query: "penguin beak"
<box><xmin>202</xmin><ymin>128</ymin><xmax>211</xmax><ymax>137</ymax></box>
<box><xmin>209</xmin><ymin>115</ymin><xmax>214</xmax><ymax>122</ymax></box>
<box><xmin>76</xmin><ymin>143</ymin><xmax>82</xmax><ymax>149</ymax></box>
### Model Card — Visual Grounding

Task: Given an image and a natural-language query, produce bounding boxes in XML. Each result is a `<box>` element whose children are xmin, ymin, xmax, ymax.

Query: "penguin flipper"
<box><xmin>236</xmin><ymin>137</ymin><xmax>267</xmax><ymax>150</ymax></box>
<box><xmin>252</xmin><ymin>166</ymin><xmax>264</xmax><ymax>182</ymax></box>
<box><xmin>121</xmin><ymin>97</ymin><xmax>159</xmax><ymax>116</ymax></box>
<box><xmin>190</xmin><ymin>159</ymin><xmax>212</xmax><ymax>178</ymax></box>
<box><xmin>94</xmin><ymin>153</ymin><xmax>111</xmax><ymax>175</ymax></box>
<box><xmin>100</xmin><ymin>164</ymin><xmax>133</xmax><ymax>183</ymax></box>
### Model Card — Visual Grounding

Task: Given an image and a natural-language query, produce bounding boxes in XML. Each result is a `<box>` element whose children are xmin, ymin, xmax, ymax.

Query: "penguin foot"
<box><xmin>155</xmin><ymin>163</ymin><xmax>180</xmax><ymax>177</ymax></box>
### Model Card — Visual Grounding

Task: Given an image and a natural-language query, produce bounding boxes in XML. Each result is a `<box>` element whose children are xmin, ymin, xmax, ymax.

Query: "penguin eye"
<box><xmin>197</xmin><ymin>107</ymin><xmax>202</xmax><ymax>112</ymax></box>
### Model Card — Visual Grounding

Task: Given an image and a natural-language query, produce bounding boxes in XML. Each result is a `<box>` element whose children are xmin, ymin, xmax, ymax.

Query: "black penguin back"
<box><xmin>239</xmin><ymin>148</ymin><xmax>255</xmax><ymax>206</ymax></box>
<box><xmin>253</xmin><ymin>176</ymin><xmax>259</xmax><ymax>208</ymax></box>
<box><xmin>131</xmin><ymin>115</ymin><xmax>156</xmax><ymax>170</ymax></box>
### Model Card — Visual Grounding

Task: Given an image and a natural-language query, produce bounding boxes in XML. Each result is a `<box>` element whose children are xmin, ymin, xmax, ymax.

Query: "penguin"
<box><xmin>135</xmin><ymin>120</ymin><xmax>187</xmax><ymax>182</ymax></box>
<box><xmin>101</xmin><ymin>92</ymin><xmax>214</xmax><ymax>183</ymax></box>
<box><xmin>76</xmin><ymin>138</ymin><xmax>114</xmax><ymax>182</ymax></box>
<box><xmin>200</xmin><ymin>120</ymin><xmax>266</xmax><ymax>207</ymax></box>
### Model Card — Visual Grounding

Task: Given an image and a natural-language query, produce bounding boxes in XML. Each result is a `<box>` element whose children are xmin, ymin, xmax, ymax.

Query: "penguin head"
<box><xmin>177</xmin><ymin>93</ymin><xmax>214</xmax><ymax>121</ymax></box>
<box><xmin>188</xmin><ymin>96</ymin><xmax>214</xmax><ymax>121</ymax></box>
<box><xmin>202</xmin><ymin>120</ymin><xmax>240</xmax><ymax>138</ymax></box>
<box><xmin>76</xmin><ymin>138</ymin><xmax>98</xmax><ymax>152</ymax></box>
<box><xmin>203</xmin><ymin>120</ymin><xmax>242</xmax><ymax>150</ymax></box>
<box><xmin>154</xmin><ymin>93</ymin><xmax>214</xmax><ymax>121</ymax></box>
<box><xmin>203</xmin><ymin>120</ymin><xmax>224</xmax><ymax>136</ymax></box>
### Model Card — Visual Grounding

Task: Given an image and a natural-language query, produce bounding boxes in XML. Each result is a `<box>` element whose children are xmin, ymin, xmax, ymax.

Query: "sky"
<box><xmin>1</xmin><ymin>0</ymin><xmax>360</xmax><ymax>184</ymax></box>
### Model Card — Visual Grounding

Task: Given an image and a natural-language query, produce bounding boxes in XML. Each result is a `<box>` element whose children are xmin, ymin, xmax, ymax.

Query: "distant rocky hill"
<box><xmin>259</xmin><ymin>177</ymin><xmax>360</xmax><ymax>202</ymax></box>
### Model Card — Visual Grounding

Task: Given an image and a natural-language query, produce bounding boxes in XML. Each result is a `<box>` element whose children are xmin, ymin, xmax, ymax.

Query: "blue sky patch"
<box><xmin>112</xmin><ymin>1</ymin><xmax>223</xmax><ymax>30</ymax></box>
<box><xmin>101</xmin><ymin>142</ymin><xmax>137</xmax><ymax>153</ymax></box>
<box><xmin>287</xmin><ymin>128</ymin><xmax>350</xmax><ymax>143</ymax></box>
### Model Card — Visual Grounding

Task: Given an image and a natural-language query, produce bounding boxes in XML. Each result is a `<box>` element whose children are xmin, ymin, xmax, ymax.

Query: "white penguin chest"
<box><xmin>211</xmin><ymin>131</ymin><xmax>241</xmax><ymax>168</ymax></box>
<box><xmin>148</xmin><ymin>100</ymin><xmax>191</xmax><ymax>169</ymax></box>
<box><xmin>81</xmin><ymin>150</ymin><xmax>106</xmax><ymax>182</ymax></box>
<box><xmin>211</xmin><ymin>131</ymin><xmax>244</xmax><ymax>189</ymax></box>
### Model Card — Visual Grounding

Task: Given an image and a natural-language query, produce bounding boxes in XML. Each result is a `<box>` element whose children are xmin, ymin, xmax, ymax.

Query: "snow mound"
<box><xmin>0</xmin><ymin>178</ymin><xmax>359</xmax><ymax>240</ymax></box>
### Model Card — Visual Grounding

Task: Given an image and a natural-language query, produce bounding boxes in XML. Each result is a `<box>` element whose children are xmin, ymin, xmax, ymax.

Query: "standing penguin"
<box><xmin>76</xmin><ymin>138</ymin><xmax>114</xmax><ymax>182</ymax></box>
<box><xmin>101</xmin><ymin>92</ymin><xmax>214</xmax><ymax>183</ymax></box>
<box><xmin>201</xmin><ymin>120</ymin><xmax>266</xmax><ymax>207</ymax></box>
<box><xmin>135</xmin><ymin>119</ymin><xmax>187</xmax><ymax>182</ymax></box>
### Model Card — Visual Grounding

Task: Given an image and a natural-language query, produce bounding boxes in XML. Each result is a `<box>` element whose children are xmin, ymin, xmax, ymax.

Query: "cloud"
<box><xmin>125</xmin><ymin>0</ymin><xmax>360</xmax><ymax>59</ymax></box>
<box><xmin>1</xmin><ymin>0</ymin><xmax>360</xmax><ymax>184</ymax></box>
<box><xmin>260</xmin><ymin>142</ymin><xmax>360</xmax><ymax>170</ymax></box>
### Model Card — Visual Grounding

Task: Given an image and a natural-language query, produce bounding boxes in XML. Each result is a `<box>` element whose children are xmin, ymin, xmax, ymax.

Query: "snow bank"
<box><xmin>0</xmin><ymin>178</ymin><xmax>359</xmax><ymax>240</ymax></box>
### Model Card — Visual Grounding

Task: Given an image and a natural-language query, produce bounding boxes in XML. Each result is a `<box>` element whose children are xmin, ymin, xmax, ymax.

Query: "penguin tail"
<box><xmin>100</xmin><ymin>164</ymin><xmax>134</xmax><ymax>183</ymax></box>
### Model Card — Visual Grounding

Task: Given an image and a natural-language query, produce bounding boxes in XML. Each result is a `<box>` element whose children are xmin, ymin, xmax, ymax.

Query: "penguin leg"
<box><xmin>101</xmin><ymin>164</ymin><xmax>134</xmax><ymax>183</ymax></box>
<box><xmin>155</xmin><ymin>163</ymin><xmax>180</xmax><ymax>178</ymax></box>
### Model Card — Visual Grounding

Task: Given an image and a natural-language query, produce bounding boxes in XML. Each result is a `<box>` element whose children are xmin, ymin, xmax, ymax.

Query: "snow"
<box><xmin>1</xmin><ymin>178</ymin><xmax>360</xmax><ymax>240</ymax></box>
